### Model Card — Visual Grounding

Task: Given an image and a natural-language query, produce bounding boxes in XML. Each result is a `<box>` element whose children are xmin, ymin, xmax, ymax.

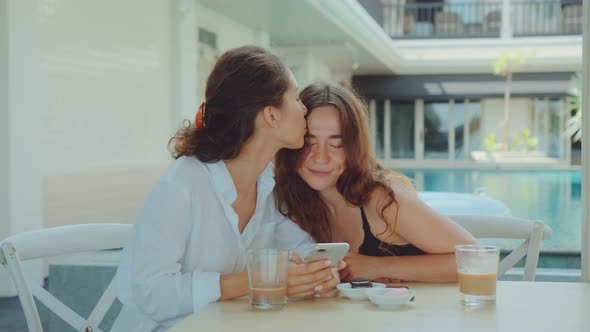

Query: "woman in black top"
<box><xmin>274</xmin><ymin>81</ymin><xmax>477</xmax><ymax>283</ymax></box>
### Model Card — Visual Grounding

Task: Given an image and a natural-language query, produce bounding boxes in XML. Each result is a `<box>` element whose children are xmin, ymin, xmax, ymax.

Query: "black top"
<box><xmin>358</xmin><ymin>207</ymin><xmax>426</xmax><ymax>257</ymax></box>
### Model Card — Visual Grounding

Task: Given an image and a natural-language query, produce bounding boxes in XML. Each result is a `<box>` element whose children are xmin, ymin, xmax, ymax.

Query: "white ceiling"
<box><xmin>394</xmin><ymin>37</ymin><xmax>583</xmax><ymax>74</ymax></box>
<box><xmin>196</xmin><ymin>0</ymin><xmax>396</xmax><ymax>74</ymax></box>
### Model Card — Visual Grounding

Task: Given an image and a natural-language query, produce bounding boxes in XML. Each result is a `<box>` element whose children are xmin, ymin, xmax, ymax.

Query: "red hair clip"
<box><xmin>195</xmin><ymin>102</ymin><xmax>206</xmax><ymax>129</ymax></box>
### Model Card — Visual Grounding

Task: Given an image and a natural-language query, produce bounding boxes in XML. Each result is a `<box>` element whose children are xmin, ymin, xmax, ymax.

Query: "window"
<box><xmin>390</xmin><ymin>102</ymin><xmax>415</xmax><ymax>158</ymax></box>
<box><xmin>375</xmin><ymin>100</ymin><xmax>385</xmax><ymax>158</ymax></box>
<box><xmin>424</xmin><ymin>102</ymin><xmax>450</xmax><ymax>159</ymax></box>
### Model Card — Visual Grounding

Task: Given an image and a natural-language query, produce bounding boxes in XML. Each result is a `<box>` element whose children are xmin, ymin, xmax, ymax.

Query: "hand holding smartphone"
<box><xmin>304</xmin><ymin>243</ymin><xmax>350</xmax><ymax>268</ymax></box>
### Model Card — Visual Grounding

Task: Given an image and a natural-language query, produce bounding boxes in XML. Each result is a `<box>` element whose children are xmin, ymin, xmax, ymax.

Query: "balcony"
<box><xmin>368</xmin><ymin>0</ymin><xmax>583</xmax><ymax>39</ymax></box>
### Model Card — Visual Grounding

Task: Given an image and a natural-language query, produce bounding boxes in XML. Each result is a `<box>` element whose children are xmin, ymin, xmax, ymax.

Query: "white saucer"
<box><xmin>366</xmin><ymin>288</ymin><xmax>416</xmax><ymax>308</ymax></box>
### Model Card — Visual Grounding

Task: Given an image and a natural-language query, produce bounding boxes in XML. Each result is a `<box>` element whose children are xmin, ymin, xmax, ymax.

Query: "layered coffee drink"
<box><xmin>246</xmin><ymin>249</ymin><xmax>290</xmax><ymax>310</ymax></box>
<box><xmin>250</xmin><ymin>285</ymin><xmax>287</xmax><ymax>308</ymax></box>
<box><xmin>457</xmin><ymin>272</ymin><xmax>497</xmax><ymax>296</ymax></box>
<box><xmin>455</xmin><ymin>245</ymin><xmax>499</xmax><ymax>306</ymax></box>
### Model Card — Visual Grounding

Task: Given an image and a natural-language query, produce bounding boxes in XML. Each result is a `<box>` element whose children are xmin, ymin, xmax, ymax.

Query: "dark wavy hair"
<box><xmin>169</xmin><ymin>45</ymin><xmax>290</xmax><ymax>162</ymax></box>
<box><xmin>274</xmin><ymin>81</ymin><xmax>411</xmax><ymax>243</ymax></box>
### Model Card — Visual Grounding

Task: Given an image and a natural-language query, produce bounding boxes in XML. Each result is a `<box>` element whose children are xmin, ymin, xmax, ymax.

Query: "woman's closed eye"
<box><xmin>328</xmin><ymin>139</ymin><xmax>343</xmax><ymax>148</ymax></box>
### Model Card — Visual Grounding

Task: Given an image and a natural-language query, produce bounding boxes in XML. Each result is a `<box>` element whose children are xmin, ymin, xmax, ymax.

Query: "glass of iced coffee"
<box><xmin>455</xmin><ymin>245</ymin><xmax>500</xmax><ymax>307</ymax></box>
<box><xmin>246</xmin><ymin>249</ymin><xmax>290</xmax><ymax>310</ymax></box>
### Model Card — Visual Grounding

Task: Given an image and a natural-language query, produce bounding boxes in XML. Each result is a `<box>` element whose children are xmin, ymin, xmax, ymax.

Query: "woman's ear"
<box><xmin>262</xmin><ymin>105</ymin><xmax>280</xmax><ymax>128</ymax></box>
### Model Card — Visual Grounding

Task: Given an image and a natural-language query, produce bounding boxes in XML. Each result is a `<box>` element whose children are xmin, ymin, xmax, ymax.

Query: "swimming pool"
<box><xmin>399</xmin><ymin>169</ymin><xmax>582</xmax><ymax>251</ymax></box>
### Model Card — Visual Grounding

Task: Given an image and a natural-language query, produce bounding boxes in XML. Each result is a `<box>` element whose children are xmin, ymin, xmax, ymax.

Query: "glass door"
<box><xmin>424</xmin><ymin>102</ymin><xmax>451</xmax><ymax>159</ymax></box>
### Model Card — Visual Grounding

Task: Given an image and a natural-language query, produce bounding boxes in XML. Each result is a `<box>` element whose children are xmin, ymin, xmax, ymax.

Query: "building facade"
<box><xmin>357</xmin><ymin>0</ymin><xmax>582</xmax><ymax>168</ymax></box>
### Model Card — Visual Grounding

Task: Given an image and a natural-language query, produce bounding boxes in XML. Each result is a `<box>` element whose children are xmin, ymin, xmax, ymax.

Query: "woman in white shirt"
<box><xmin>111</xmin><ymin>46</ymin><xmax>342</xmax><ymax>332</ymax></box>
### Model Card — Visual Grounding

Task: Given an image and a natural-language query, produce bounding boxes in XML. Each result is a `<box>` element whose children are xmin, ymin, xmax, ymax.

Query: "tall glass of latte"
<box><xmin>246</xmin><ymin>249</ymin><xmax>290</xmax><ymax>310</ymax></box>
<box><xmin>455</xmin><ymin>245</ymin><xmax>500</xmax><ymax>307</ymax></box>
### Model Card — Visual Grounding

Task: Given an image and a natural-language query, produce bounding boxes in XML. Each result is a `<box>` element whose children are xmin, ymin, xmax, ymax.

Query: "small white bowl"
<box><xmin>366</xmin><ymin>288</ymin><xmax>416</xmax><ymax>308</ymax></box>
<box><xmin>337</xmin><ymin>282</ymin><xmax>386</xmax><ymax>300</ymax></box>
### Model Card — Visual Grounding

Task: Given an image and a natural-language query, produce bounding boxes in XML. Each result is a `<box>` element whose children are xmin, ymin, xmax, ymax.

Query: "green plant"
<box><xmin>566</xmin><ymin>72</ymin><xmax>582</xmax><ymax>142</ymax></box>
<box><xmin>483</xmin><ymin>133</ymin><xmax>503</xmax><ymax>152</ymax></box>
<box><xmin>493</xmin><ymin>51</ymin><xmax>529</xmax><ymax>151</ymax></box>
<box><xmin>512</xmin><ymin>129</ymin><xmax>539</xmax><ymax>152</ymax></box>
<box><xmin>484</xmin><ymin>129</ymin><xmax>538</xmax><ymax>153</ymax></box>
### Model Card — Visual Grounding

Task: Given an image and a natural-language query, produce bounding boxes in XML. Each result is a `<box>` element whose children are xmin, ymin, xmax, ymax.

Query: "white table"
<box><xmin>170</xmin><ymin>281</ymin><xmax>590</xmax><ymax>332</ymax></box>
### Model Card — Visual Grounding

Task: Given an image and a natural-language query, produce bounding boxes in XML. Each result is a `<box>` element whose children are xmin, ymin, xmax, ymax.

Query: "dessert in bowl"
<box><xmin>366</xmin><ymin>287</ymin><xmax>416</xmax><ymax>308</ymax></box>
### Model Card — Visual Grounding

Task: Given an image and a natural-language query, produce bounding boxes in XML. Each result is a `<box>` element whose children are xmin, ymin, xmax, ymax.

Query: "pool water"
<box><xmin>400</xmin><ymin>169</ymin><xmax>582</xmax><ymax>251</ymax></box>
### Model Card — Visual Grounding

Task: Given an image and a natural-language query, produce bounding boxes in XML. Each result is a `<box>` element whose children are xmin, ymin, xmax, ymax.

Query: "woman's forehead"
<box><xmin>307</xmin><ymin>106</ymin><xmax>341</xmax><ymax>135</ymax></box>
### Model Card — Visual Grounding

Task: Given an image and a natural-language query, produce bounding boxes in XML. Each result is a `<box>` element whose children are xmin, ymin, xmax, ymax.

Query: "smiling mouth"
<box><xmin>308</xmin><ymin>169</ymin><xmax>332</xmax><ymax>177</ymax></box>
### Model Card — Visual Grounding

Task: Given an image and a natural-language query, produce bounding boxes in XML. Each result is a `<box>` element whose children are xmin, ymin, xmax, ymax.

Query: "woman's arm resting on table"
<box><xmin>386</xmin><ymin>183</ymin><xmax>478</xmax><ymax>254</ymax></box>
<box><xmin>342</xmin><ymin>252</ymin><xmax>458</xmax><ymax>282</ymax></box>
<box><xmin>219</xmin><ymin>272</ymin><xmax>249</xmax><ymax>300</ymax></box>
<box><xmin>346</xmin><ymin>182</ymin><xmax>478</xmax><ymax>283</ymax></box>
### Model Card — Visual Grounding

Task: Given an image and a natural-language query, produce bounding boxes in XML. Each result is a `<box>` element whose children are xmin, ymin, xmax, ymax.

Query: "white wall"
<box><xmin>332</xmin><ymin>70</ymin><xmax>354</xmax><ymax>88</ymax></box>
<box><xmin>27</xmin><ymin>0</ymin><xmax>349</xmax><ymax>230</ymax></box>
<box><xmin>39</xmin><ymin>0</ymin><xmax>176</xmax><ymax>228</ymax></box>
<box><xmin>281</xmin><ymin>50</ymin><xmax>335</xmax><ymax>87</ymax></box>
<box><xmin>39</xmin><ymin>1</ymin><xmax>280</xmax><ymax>229</ymax></box>
<box><xmin>0</xmin><ymin>0</ymin><xmax>9</xmax><ymax>240</ymax></box>
<box><xmin>1</xmin><ymin>0</ymin><xmax>44</xmax><ymax>296</ymax></box>
<box><xmin>481</xmin><ymin>98</ymin><xmax>532</xmax><ymax>147</ymax></box>
<box><xmin>194</xmin><ymin>2</ymin><xmax>270</xmax><ymax>100</ymax></box>
<box><xmin>195</xmin><ymin>3</ymin><xmax>270</xmax><ymax>51</ymax></box>
<box><xmin>40</xmin><ymin>0</ymin><xmax>174</xmax><ymax>176</ymax></box>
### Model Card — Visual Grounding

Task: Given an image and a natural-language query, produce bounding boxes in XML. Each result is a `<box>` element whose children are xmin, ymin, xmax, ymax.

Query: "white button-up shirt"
<box><xmin>111</xmin><ymin>156</ymin><xmax>314</xmax><ymax>332</ymax></box>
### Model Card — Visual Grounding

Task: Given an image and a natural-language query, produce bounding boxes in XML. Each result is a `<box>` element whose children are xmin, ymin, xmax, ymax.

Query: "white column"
<box><xmin>170</xmin><ymin>0</ymin><xmax>198</xmax><ymax>123</ymax></box>
<box><xmin>558</xmin><ymin>98</ymin><xmax>565</xmax><ymax>161</ymax></box>
<box><xmin>415</xmin><ymin>99</ymin><xmax>424</xmax><ymax>160</ymax></box>
<box><xmin>581</xmin><ymin>0</ymin><xmax>590</xmax><ymax>283</ymax></box>
<box><xmin>501</xmin><ymin>0</ymin><xmax>512</xmax><ymax>39</ymax></box>
<box><xmin>564</xmin><ymin>97</ymin><xmax>572</xmax><ymax>165</ymax></box>
<box><xmin>543</xmin><ymin>97</ymin><xmax>550</xmax><ymax>155</ymax></box>
<box><xmin>414</xmin><ymin>172</ymin><xmax>424</xmax><ymax>191</ymax></box>
<box><xmin>381</xmin><ymin>0</ymin><xmax>405</xmax><ymax>37</ymax></box>
<box><xmin>0</xmin><ymin>0</ymin><xmax>43</xmax><ymax>297</ymax></box>
<box><xmin>369</xmin><ymin>99</ymin><xmax>377</xmax><ymax>152</ymax></box>
<box><xmin>449</xmin><ymin>99</ymin><xmax>455</xmax><ymax>161</ymax></box>
<box><xmin>464</xmin><ymin>99</ymin><xmax>471</xmax><ymax>160</ymax></box>
<box><xmin>532</xmin><ymin>98</ymin><xmax>539</xmax><ymax>137</ymax></box>
<box><xmin>282</xmin><ymin>51</ymin><xmax>314</xmax><ymax>88</ymax></box>
<box><xmin>384</xmin><ymin>99</ymin><xmax>392</xmax><ymax>160</ymax></box>
<box><xmin>382</xmin><ymin>1</ymin><xmax>393</xmax><ymax>36</ymax></box>
<box><xmin>254</xmin><ymin>30</ymin><xmax>271</xmax><ymax>48</ymax></box>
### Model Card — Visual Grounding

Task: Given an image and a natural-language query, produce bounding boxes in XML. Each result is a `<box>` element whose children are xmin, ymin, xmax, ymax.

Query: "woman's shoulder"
<box><xmin>368</xmin><ymin>176</ymin><xmax>416</xmax><ymax>208</ymax></box>
<box><xmin>160</xmin><ymin>156</ymin><xmax>212</xmax><ymax>190</ymax></box>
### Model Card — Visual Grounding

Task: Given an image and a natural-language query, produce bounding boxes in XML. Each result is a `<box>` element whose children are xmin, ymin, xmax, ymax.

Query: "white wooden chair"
<box><xmin>0</xmin><ymin>224</ymin><xmax>131</xmax><ymax>332</ymax></box>
<box><xmin>448</xmin><ymin>214</ymin><xmax>552</xmax><ymax>281</ymax></box>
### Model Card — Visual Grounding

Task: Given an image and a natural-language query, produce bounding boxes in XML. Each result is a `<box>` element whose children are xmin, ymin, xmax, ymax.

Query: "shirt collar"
<box><xmin>205</xmin><ymin>160</ymin><xmax>276</xmax><ymax>206</ymax></box>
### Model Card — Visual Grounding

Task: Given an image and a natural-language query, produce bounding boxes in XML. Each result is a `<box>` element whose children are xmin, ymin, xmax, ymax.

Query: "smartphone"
<box><xmin>304</xmin><ymin>242</ymin><xmax>350</xmax><ymax>268</ymax></box>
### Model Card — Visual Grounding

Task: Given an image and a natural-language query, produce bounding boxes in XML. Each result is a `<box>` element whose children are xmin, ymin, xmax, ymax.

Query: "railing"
<box><xmin>376</xmin><ymin>0</ymin><xmax>582</xmax><ymax>39</ymax></box>
<box><xmin>512</xmin><ymin>1</ymin><xmax>583</xmax><ymax>36</ymax></box>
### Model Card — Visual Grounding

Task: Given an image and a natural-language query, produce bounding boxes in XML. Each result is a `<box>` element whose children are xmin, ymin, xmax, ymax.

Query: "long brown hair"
<box><xmin>274</xmin><ymin>81</ymin><xmax>410</xmax><ymax>243</ymax></box>
<box><xmin>169</xmin><ymin>45</ymin><xmax>290</xmax><ymax>162</ymax></box>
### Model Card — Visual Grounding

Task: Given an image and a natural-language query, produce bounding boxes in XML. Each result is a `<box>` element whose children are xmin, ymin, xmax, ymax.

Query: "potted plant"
<box><xmin>566</xmin><ymin>72</ymin><xmax>582</xmax><ymax>143</ymax></box>
<box><xmin>493</xmin><ymin>51</ymin><xmax>529</xmax><ymax>151</ymax></box>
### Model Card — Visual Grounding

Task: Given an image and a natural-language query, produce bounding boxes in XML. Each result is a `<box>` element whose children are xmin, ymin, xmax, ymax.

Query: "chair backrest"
<box><xmin>0</xmin><ymin>224</ymin><xmax>131</xmax><ymax>332</ymax></box>
<box><xmin>448</xmin><ymin>214</ymin><xmax>552</xmax><ymax>281</ymax></box>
